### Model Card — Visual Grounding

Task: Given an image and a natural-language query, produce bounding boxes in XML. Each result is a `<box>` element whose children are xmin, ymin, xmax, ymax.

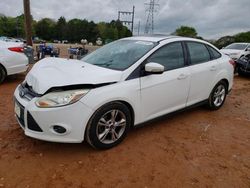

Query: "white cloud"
<box><xmin>0</xmin><ymin>0</ymin><xmax>249</xmax><ymax>39</ymax></box>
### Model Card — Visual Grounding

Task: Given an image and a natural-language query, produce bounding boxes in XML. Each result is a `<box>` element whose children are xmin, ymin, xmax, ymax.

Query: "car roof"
<box><xmin>122</xmin><ymin>35</ymin><xmax>211</xmax><ymax>44</ymax></box>
<box><xmin>122</xmin><ymin>35</ymin><xmax>179</xmax><ymax>42</ymax></box>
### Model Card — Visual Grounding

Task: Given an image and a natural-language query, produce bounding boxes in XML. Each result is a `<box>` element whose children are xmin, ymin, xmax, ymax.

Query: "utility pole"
<box><xmin>23</xmin><ymin>0</ymin><xmax>33</xmax><ymax>46</ymax></box>
<box><xmin>144</xmin><ymin>0</ymin><xmax>160</xmax><ymax>34</ymax></box>
<box><xmin>118</xmin><ymin>6</ymin><xmax>135</xmax><ymax>35</ymax></box>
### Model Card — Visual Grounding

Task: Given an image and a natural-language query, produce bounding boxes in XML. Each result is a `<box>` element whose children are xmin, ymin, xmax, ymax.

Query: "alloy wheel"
<box><xmin>96</xmin><ymin>109</ymin><xmax>127</xmax><ymax>144</ymax></box>
<box><xmin>213</xmin><ymin>84</ymin><xmax>226</xmax><ymax>107</ymax></box>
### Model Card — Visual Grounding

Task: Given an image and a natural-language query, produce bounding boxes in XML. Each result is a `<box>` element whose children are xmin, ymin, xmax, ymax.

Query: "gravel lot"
<box><xmin>0</xmin><ymin>44</ymin><xmax>249</xmax><ymax>188</ymax></box>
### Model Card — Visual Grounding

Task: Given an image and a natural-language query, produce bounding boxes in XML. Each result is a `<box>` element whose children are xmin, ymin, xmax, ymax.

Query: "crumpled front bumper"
<box><xmin>13</xmin><ymin>85</ymin><xmax>94</xmax><ymax>143</ymax></box>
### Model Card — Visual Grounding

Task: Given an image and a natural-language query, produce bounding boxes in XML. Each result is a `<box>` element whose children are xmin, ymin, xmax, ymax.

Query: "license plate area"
<box><xmin>14</xmin><ymin>100</ymin><xmax>25</xmax><ymax>128</ymax></box>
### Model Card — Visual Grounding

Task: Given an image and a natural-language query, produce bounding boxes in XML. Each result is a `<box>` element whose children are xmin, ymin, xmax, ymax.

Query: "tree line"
<box><xmin>0</xmin><ymin>14</ymin><xmax>249</xmax><ymax>47</ymax></box>
<box><xmin>0</xmin><ymin>15</ymin><xmax>132</xmax><ymax>43</ymax></box>
<box><xmin>174</xmin><ymin>26</ymin><xmax>250</xmax><ymax>48</ymax></box>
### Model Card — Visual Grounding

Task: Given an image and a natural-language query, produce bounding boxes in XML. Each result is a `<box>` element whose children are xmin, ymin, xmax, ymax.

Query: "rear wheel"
<box><xmin>0</xmin><ymin>66</ymin><xmax>6</xmax><ymax>84</ymax></box>
<box><xmin>86</xmin><ymin>102</ymin><xmax>131</xmax><ymax>149</ymax></box>
<box><xmin>208</xmin><ymin>81</ymin><xmax>227</xmax><ymax>110</ymax></box>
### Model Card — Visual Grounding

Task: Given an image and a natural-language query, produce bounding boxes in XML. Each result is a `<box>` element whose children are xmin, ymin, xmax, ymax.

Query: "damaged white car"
<box><xmin>14</xmin><ymin>36</ymin><xmax>234</xmax><ymax>149</ymax></box>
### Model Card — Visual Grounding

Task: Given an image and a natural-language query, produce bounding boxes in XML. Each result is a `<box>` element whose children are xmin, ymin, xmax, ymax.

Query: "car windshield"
<box><xmin>82</xmin><ymin>40</ymin><xmax>157</xmax><ymax>70</ymax></box>
<box><xmin>225</xmin><ymin>43</ymin><xmax>248</xmax><ymax>50</ymax></box>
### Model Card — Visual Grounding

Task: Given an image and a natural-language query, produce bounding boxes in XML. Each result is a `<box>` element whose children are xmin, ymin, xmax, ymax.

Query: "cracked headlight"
<box><xmin>36</xmin><ymin>89</ymin><xmax>89</xmax><ymax>108</ymax></box>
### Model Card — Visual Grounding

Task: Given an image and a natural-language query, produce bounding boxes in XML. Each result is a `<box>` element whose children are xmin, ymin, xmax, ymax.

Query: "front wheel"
<box><xmin>85</xmin><ymin>102</ymin><xmax>131</xmax><ymax>149</ymax></box>
<box><xmin>208</xmin><ymin>81</ymin><xmax>227</xmax><ymax>110</ymax></box>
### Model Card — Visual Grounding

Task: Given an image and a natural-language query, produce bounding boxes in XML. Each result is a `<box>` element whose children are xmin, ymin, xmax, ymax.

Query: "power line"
<box><xmin>144</xmin><ymin>0</ymin><xmax>160</xmax><ymax>34</ymax></box>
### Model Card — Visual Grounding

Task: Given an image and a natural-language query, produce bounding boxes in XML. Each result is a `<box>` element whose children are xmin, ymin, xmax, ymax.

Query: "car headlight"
<box><xmin>36</xmin><ymin>89</ymin><xmax>89</xmax><ymax>108</ymax></box>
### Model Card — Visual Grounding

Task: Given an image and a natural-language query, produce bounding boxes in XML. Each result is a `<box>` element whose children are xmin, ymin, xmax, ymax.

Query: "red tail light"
<box><xmin>8</xmin><ymin>47</ymin><xmax>24</xmax><ymax>53</ymax></box>
<box><xmin>229</xmin><ymin>59</ymin><xmax>236</xmax><ymax>68</ymax></box>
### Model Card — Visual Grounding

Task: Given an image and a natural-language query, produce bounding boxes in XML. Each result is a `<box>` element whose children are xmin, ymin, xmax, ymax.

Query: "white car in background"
<box><xmin>0</xmin><ymin>40</ymin><xmax>29</xmax><ymax>83</ymax></box>
<box><xmin>14</xmin><ymin>36</ymin><xmax>234</xmax><ymax>149</ymax></box>
<box><xmin>220</xmin><ymin>43</ymin><xmax>250</xmax><ymax>60</ymax></box>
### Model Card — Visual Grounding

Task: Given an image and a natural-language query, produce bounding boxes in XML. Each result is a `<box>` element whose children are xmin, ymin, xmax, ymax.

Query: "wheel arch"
<box><xmin>220</xmin><ymin>78</ymin><xmax>229</xmax><ymax>93</ymax></box>
<box><xmin>84</xmin><ymin>99</ymin><xmax>135</xmax><ymax>144</ymax></box>
<box><xmin>116</xmin><ymin>100</ymin><xmax>135</xmax><ymax>127</ymax></box>
<box><xmin>89</xmin><ymin>100</ymin><xmax>135</xmax><ymax>127</ymax></box>
<box><xmin>0</xmin><ymin>63</ymin><xmax>7</xmax><ymax>75</ymax></box>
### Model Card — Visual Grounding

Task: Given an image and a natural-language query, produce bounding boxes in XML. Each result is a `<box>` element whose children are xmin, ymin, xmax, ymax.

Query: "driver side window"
<box><xmin>147</xmin><ymin>42</ymin><xmax>185</xmax><ymax>71</ymax></box>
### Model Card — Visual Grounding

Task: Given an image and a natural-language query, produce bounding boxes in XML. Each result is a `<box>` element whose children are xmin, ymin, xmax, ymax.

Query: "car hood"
<box><xmin>25</xmin><ymin>57</ymin><xmax>122</xmax><ymax>94</ymax></box>
<box><xmin>220</xmin><ymin>49</ymin><xmax>242</xmax><ymax>55</ymax></box>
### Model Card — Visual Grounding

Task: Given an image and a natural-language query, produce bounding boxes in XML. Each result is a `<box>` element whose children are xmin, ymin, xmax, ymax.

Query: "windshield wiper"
<box><xmin>93</xmin><ymin>60</ymin><xmax>113</xmax><ymax>67</ymax></box>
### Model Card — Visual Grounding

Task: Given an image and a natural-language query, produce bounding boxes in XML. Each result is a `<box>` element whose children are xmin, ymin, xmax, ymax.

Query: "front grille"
<box><xmin>18</xmin><ymin>83</ymin><xmax>42</xmax><ymax>101</ymax></box>
<box><xmin>27</xmin><ymin>111</ymin><xmax>43</xmax><ymax>132</ymax></box>
<box><xmin>15</xmin><ymin>100</ymin><xmax>25</xmax><ymax>128</ymax></box>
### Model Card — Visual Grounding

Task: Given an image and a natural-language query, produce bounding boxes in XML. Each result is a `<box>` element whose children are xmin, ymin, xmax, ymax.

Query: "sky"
<box><xmin>0</xmin><ymin>0</ymin><xmax>249</xmax><ymax>39</ymax></box>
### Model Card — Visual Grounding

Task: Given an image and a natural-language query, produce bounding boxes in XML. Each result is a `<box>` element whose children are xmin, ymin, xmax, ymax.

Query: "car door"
<box><xmin>185</xmin><ymin>41</ymin><xmax>221</xmax><ymax>106</ymax></box>
<box><xmin>140</xmin><ymin>42</ymin><xmax>191</xmax><ymax>122</ymax></box>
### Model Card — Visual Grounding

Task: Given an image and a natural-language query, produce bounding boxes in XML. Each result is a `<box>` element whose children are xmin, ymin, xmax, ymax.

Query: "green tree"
<box><xmin>66</xmin><ymin>19</ymin><xmax>88</xmax><ymax>42</ymax></box>
<box><xmin>55</xmin><ymin>17</ymin><xmax>67</xmax><ymax>40</ymax></box>
<box><xmin>0</xmin><ymin>16</ymin><xmax>17</xmax><ymax>37</ymax></box>
<box><xmin>175</xmin><ymin>26</ymin><xmax>198</xmax><ymax>38</ymax></box>
<box><xmin>35</xmin><ymin>18</ymin><xmax>56</xmax><ymax>41</ymax></box>
<box><xmin>87</xmin><ymin>21</ymin><xmax>98</xmax><ymax>42</ymax></box>
<box><xmin>235</xmin><ymin>31</ymin><xmax>250</xmax><ymax>42</ymax></box>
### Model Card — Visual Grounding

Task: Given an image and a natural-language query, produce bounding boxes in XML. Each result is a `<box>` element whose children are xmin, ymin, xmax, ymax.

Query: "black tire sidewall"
<box><xmin>0</xmin><ymin>66</ymin><xmax>6</xmax><ymax>84</ymax></box>
<box><xmin>86</xmin><ymin>102</ymin><xmax>131</xmax><ymax>149</ymax></box>
<box><xmin>208</xmin><ymin>81</ymin><xmax>227</xmax><ymax>110</ymax></box>
<box><xmin>238</xmin><ymin>67</ymin><xmax>246</xmax><ymax>76</ymax></box>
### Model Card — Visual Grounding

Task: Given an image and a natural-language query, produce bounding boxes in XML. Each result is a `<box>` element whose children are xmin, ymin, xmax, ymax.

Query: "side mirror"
<box><xmin>145</xmin><ymin>62</ymin><xmax>164</xmax><ymax>74</ymax></box>
<box><xmin>246</xmin><ymin>47</ymin><xmax>250</xmax><ymax>51</ymax></box>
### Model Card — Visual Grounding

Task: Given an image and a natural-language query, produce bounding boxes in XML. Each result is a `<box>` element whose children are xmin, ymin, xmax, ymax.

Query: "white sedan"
<box><xmin>220</xmin><ymin>43</ymin><xmax>250</xmax><ymax>60</ymax></box>
<box><xmin>14</xmin><ymin>36</ymin><xmax>234</xmax><ymax>149</ymax></box>
<box><xmin>0</xmin><ymin>40</ymin><xmax>29</xmax><ymax>83</ymax></box>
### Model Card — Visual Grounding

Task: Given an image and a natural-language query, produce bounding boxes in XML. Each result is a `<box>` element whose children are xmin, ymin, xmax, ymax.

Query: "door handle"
<box><xmin>177</xmin><ymin>74</ymin><xmax>188</xmax><ymax>80</ymax></box>
<box><xmin>210</xmin><ymin>66</ymin><xmax>217</xmax><ymax>71</ymax></box>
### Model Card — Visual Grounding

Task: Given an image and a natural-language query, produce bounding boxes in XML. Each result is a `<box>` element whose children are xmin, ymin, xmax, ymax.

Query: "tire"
<box><xmin>208</xmin><ymin>81</ymin><xmax>227</xmax><ymax>110</ymax></box>
<box><xmin>86</xmin><ymin>102</ymin><xmax>131</xmax><ymax>149</ymax></box>
<box><xmin>0</xmin><ymin>65</ymin><xmax>6</xmax><ymax>84</ymax></box>
<box><xmin>238</xmin><ymin>67</ymin><xmax>246</xmax><ymax>77</ymax></box>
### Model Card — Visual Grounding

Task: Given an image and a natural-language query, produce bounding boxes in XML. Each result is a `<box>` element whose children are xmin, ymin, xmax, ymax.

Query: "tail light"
<box><xmin>229</xmin><ymin>59</ymin><xmax>236</xmax><ymax>68</ymax></box>
<box><xmin>8</xmin><ymin>47</ymin><xmax>24</xmax><ymax>53</ymax></box>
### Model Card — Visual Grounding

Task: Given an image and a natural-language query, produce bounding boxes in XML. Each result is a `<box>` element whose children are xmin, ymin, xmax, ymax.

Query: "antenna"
<box><xmin>144</xmin><ymin>0</ymin><xmax>160</xmax><ymax>34</ymax></box>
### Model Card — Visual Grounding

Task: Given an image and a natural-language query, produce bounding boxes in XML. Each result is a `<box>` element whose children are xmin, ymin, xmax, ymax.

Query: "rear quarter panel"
<box><xmin>0</xmin><ymin>48</ymin><xmax>28</xmax><ymax>75</ymax></box>
<box><xmin>213</xmin><ymin>55</ymin><xmax>234</xmax><ymax>91</ymax></box>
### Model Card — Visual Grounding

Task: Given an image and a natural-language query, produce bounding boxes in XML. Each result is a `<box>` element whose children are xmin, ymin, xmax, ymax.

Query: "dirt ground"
<box><xmin>0</xmin><ymin>45</ymin><xmax>250</xmax><ymax>188</ymax></box>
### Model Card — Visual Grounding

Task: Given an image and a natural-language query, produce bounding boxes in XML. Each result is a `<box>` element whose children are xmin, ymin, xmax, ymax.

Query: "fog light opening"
<box><xmin>53</xmin><ymin>125</ymin><xmax>67</xmax><ymax>134</ymax></box>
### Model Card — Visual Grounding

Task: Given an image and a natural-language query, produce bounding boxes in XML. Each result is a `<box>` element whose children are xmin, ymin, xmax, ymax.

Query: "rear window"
<box><xmin>207</xmin><ymin>45</ymin><xmax>221</xmax><ymax>60</ymax></box>
<box><xmin>187</xmin><ymin>42</ymin><xmax>210</xmax><ymax>65</ymax></box>
<box><xmin>225</xmin><ymin>43</ymin><xmax>248</xmax><ymax>50</ymax></box>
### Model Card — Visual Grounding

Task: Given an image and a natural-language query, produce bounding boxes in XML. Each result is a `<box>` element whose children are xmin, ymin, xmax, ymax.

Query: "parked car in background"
<box><xmin>236</xmin><ymin>54</ymin><xmax>250</xmax><ymax>76</ymax></box>
<box><xmin>0</xmin><ymin>40</ymin><xmax>29</xmax><ymax>83</ymax></box>
<box><xmin>14</xmin><ymin>36</ymin><xmax>234</xmax><ymax>149</ymax></box>
<box><xmin>220</xmin><ymin>43</ymin><xmax>250</xmax><ymax>60</ymax></box>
